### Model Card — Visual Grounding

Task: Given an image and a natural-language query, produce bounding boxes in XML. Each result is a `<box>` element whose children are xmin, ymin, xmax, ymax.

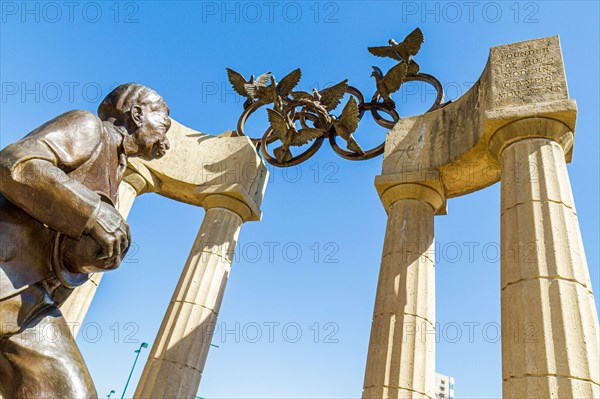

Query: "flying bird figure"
<box><xmin>371</xmin><ymin>62</ymin><xmax>408</xmax><ymax>108</ymax></box>
<box><xmin>226</xmin><ymin>68</ymin><xmax>272</xmax><ymax>109</ymax></box>
<box><xmin>368</xmin><ymin>27</ymin><xmax>424</xmax><ymax>74</ymax></box>
<box><xmin>332</xmin><ymin>97</ymin><xmax>364</xmax><ymax>155</ymax></box>
<box><xmin>246</xmin><ymin>68</ymin><xmax>302</xmax><ymax>112</ymax></box>
<box><xmin>267</xmin><ymin>108</ymin><xmax>326</xmax><ymax>163</ymax></box>
<box><xmin>291</xmin><ymin>79</ymin><xmax>349</xmax><ymax>112</ymax></box>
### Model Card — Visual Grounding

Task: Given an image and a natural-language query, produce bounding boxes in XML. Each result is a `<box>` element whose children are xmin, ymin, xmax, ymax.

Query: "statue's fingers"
<box><xmin>124</xmin><ymin>223</ymin><xmax>132</xmax><ymax>248</ymax></box>
<box><xmin>113</xmin><ymin>233</ymin><xmax>125</xmax><ymax>258</ymax></box>
<box><xmin>120</xmin><ymin>228</ymin><xmax>130</xmax><ymax>254</ymax></box>
<box><xmin>98</xmin><ymin>239</ymin><xmax>114</xmax><ymax>260</ymax></box>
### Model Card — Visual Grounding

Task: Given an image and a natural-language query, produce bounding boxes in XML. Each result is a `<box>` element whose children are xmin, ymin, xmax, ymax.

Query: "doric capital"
<box><xmin>202</xmin><ymin>193</ymin><xmax>253</xmax><ymax>221</ymax></box>
<box><xmin>375</xmin><ymin>172</ymin><xmax>446</xmax><ymax>215</ymax></box>
<box><xmin>195</xmin><ymin>183</ymin><xmax>261</xmax><ymax>222</ymax></box>
<box><xmin>488</xmin><ymin>117</ymin><xmax>574</xmax><ymax>161</ymax></box>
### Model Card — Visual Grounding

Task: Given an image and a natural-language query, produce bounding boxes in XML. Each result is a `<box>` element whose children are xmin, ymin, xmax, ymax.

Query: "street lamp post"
<box><xmin>121</xmin><ymin>342</ymin><xmax>148</xmax><ymax>399</ymax></box>
<box><xmin>107</xmin><ymin>389</ymin><xmax>116</xmax><ymax>398</ymax></box>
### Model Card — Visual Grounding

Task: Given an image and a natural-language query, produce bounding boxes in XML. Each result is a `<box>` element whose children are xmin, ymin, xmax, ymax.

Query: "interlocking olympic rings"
<box><xmin>235</xmin><ymin>72</ymin><xmax>446</xmax><ymax>167</ymax></box>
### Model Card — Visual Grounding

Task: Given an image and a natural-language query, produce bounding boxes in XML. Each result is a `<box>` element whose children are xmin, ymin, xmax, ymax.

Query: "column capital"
<box><xmin>195</xmin><ymin>183</ymin><xmax>261</xmax><ymax>222</ymax></box>
<box><xmin>203</xmin><ymin>193</ymin><xmax>253</xmax><ymax>221</ymax></box>
<box><xmin>375</xmin><ymin>172</ymin><xmax>446</xmax><ymax>215</ymax></box>
<box><xmin>488</xmin><ymin>117</ymin><xmax>574</xmax><ymax>161</ymax></box>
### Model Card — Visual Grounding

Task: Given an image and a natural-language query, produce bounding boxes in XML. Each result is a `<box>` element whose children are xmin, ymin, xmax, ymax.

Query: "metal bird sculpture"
<box><xmin>267</xmin><ymin>108</ymin><xmax>326</xmax><ymax>163</ymax></box>
<box><xmin>226</xmin><ymin>68</ymin><xmax>272</xmax><ymax>109</ymax></box>
<box><xmin>368</xmin><ymin>27</ymin><xmax>424</xmax><ymax>74</ymax></box>
<box><xmin>229</xmin><ymin>28</ymin><xmax>447</xmax><ymax>167</ymax></box>
<box><xmin>291</xmin><ymin>79</ymin><xmax>349</xmax><ymax>111</ymax></box>
<box><xmin>371</xmin><ymin>62</ymin><xmax>408</xmax><ymax>108</ymax></box>
<box><xmin>332</xmin><ymin>97</ymin><xmax>363</xmax><ymax>155</ymax></box>
<box><xmin>247</xmin><ymin>68</ymin><xmax>302</xmax><ymax>112</ymax></box>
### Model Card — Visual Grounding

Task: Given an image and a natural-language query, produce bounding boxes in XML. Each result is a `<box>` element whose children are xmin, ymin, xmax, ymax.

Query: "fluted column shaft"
<box><xmin>491</xmin><ymin>118</ymin><xmax>600</xmax><ymax>398</ymax></box>
<box><xmin>363</xmin><ymin>183</ymin><xmax>444</xmax><ymax>399</ymax></box>
<box><xmin>134</xmin><ymin>194</ymin><xmax>250</xmax><ymax>398</ymax></box>
<box><xmin>61</xmin><ymin>180</ymin><xmax>141</xmax><ymax>336</ymax></box>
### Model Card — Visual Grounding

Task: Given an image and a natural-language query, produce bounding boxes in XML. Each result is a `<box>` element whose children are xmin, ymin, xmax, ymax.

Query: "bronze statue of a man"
<box><xmin>0</xmin><ymin>83</ymin><xmax>171</xmax><ymax>398</ymax></box>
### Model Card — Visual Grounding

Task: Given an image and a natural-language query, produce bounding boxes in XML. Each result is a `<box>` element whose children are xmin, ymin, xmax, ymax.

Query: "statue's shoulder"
<box><xmin>47</xmin><ymin>110</ymin><xmax>103</xmax><ymax>139</ymax></box>
<box><xmin>22</xmin><ymin>110</ymin><xmax>106</xmax><ymax>165</ymax></box>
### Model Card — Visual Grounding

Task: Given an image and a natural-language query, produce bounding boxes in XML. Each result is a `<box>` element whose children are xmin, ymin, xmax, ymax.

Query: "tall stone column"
<box><xmin>61</xmin><ymin>176</ymin><xmax>147</xmax><ymax>336</ymax></box>
<box><xmin>363</xmin><ymin>179</ymin><xmax>445</xmax><ymax>399</ymax></box>
<box><xmin>489</xmin><ymin>118</ymin><xmax>600</xmax><ymax>398</ymax></box>
<box><xmin>134</xmin><ymin>194</ymin><xmax>255</xmax><ymax>398</ymax></box>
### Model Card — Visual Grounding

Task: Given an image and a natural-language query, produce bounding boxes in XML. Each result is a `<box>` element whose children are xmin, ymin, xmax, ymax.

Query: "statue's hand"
<box><xmin>84</xmin><ymin>202</ymin><xmax>131</xmax><ymax>261</ymax></box>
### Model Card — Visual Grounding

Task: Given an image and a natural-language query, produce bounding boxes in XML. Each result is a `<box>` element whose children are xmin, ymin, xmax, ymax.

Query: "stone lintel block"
<box><xmin>381</xmin><ymin>35</ymin><xmax>576</xmax><ymax>198</ymax></box>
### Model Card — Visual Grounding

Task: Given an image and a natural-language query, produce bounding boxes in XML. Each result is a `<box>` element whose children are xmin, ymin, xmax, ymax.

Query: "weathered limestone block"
<box><xmin>382</xmin><ymin>36</ymin><xmax>576</xmax><ymax>200</ymax></box>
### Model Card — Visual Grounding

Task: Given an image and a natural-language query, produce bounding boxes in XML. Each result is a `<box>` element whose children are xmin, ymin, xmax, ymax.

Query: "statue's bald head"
<box><xmin>98</xmin><ymin>83</ymin><xmax>171</xmax><ymax>160</ymax></box>
<box><xmin>98</xmin><ymin>83</ymin><xmax>166</xmax><ymax>123</ymax></box>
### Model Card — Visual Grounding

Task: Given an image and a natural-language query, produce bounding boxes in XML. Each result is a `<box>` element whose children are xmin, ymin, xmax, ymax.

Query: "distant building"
<box><xmin>435</xmin><ymin>373</ymin><xmax>455</xmax><ymax>399</ymax></box>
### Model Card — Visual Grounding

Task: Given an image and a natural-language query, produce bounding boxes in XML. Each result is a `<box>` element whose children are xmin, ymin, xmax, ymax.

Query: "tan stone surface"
<box><xmin>382</xmin><ymin>36</ymin><xmax>576</xmax><ymax>198</ymax></box>
<box><xmin>128</xmin><ymin>119</ymin><xmax>268</xmax><ymax>213</ymax></box>
<box><xmin>497</xmin><ymin>136</ymin><xmax>600</xmax><ymax>397</ymax></box>
<box><xmin>363</xmin><ymin>197</ymin><xmax>436</xmax><ymax>399</ymax></box>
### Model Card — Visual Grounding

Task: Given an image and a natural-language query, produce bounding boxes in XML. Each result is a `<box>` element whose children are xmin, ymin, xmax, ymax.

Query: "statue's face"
<box><xmin>132</xmin><ymin>98</ymin><xmax>171</xmax><ymax>160</ymax></box>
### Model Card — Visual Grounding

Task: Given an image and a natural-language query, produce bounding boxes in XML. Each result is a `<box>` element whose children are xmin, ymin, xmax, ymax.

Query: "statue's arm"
<box><xmin>0</xmin><ymin>110</ymin><xmax>103</xmax><ymax>239</ymax></box>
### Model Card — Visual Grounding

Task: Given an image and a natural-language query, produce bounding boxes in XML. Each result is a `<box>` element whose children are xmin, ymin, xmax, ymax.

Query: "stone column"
<box><xmin>489</xmin><ymin>118</ymin><xmax>600</xmax><ymax>398</ymax></box>
<box><xmin>134</xmin><ymin>194</ymin><xmax>254</xmax><ymax>398</ymax></box>
<box><xmin>61</xmin><ymin>177</ymin><xmax>146</xmax><ymax>336</ymax></box>
<box><xmin>363</xmin><ymin>179</ymin><xmax>445</xmax><ymax>399</ymax></box>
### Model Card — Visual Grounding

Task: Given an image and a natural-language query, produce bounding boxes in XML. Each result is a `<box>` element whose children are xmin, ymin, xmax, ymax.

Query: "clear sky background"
<box><xmin>1</xmin><ymin>1</ymin><xmax>599</xmax><ymax>398</ymax></box>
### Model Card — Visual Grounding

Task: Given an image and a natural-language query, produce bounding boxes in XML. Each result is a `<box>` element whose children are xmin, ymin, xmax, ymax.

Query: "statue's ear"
<box><xmin>130</xmin><ymin>105</ymin><xmax>143</xmax><ymax>128</ymax></box>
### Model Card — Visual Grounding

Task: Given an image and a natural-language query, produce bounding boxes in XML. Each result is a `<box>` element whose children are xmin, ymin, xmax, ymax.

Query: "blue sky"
<box><xmin>1</xmin><ymin>1</ymin><xmax>598</xmax><ymax>398</ymax></box>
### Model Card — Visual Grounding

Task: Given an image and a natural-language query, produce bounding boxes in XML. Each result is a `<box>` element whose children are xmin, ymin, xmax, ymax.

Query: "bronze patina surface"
<box><xmin>0</xmin><ymin>83</ymin><xmax>171</xmax><ymax>398</ymax></box>
<box><xmin>231</xmin><ymin>27</ymin><xmax>447</xmax><ymax>167</ymax></box>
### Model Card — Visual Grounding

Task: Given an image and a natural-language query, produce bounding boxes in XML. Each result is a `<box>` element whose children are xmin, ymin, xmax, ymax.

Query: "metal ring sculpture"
<box><xmin>236</xmin><ymin>72</ymin><xmax>446</xmax><ymax>168</ymax></box>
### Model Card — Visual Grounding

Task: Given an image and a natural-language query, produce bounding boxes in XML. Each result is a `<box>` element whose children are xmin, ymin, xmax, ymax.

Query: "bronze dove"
<box><xmin>291</xmin><ymin>79</ymin><xmax>349</xmax><ymax>111</ymax></box>
<box><xmin>247</xmin><ymin>68</ymin><xmax>302</xmax><ymax>112</ymax></box>
<box><xmin>368</xmin><ymin>27</ymin><xmax>424</xmax><ymax>74</ymax></box>
<box><xmin>371</xmin><ymin>62</ymin><xmax>408</xmax><ymax>108</ymax></box>
<box><xmin>267</xmin><ymin>108</ymin><xmax>326</xmax><ymax>163</ymax></box>
<box><xmin>226</xmin><ymin>68</ymin><xmax>271</xmax><ymax>109</ymax></box>
<box><xmin>332</xmin><ymin>97</ymin><xmax>364</xmax><ymax>155</ymax></box>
